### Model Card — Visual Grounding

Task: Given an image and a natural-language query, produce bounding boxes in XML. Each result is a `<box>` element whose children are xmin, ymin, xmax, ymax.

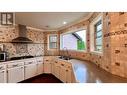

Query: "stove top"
<box><xmin>10</xmin><ymin>56</ymin><xmax>34</xmax><ymax>60</ymax></box>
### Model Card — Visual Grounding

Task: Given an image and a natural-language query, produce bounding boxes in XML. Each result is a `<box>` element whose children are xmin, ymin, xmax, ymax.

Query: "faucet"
<box><xmin>63</xmin><ymin>47</ymin><xmax>70</xmax><ymax>59</ymax></box>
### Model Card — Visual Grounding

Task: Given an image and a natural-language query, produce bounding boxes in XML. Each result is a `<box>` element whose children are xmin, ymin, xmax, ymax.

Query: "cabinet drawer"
<box><xmin>7</xmin><ymin>62</ymin><xmax>24</xmax><ymax>68</ymax></box>
<box><xmin>36</xmin><ymin>57</ymin><xmax>43</xmax><ymax>63</ymax></box>
<box><xmin>37</xmin><ymin>59</ymin><xmax>43</xmax><ymax>64</ymax></box>
<box><xmin>44</xmin><ymin>59</ymin><xmax>50</xmax><ymax>63</ymax></box>
<box><xmin>44</xmin><ymin>56</ymin><xmax>54</xmax><ymax>63</ymax></box>
<box><xmin>25</xmin><ymin>60</ymin><xmax>36</xmax><ymax>65</ymax></box>
<box><xmin>0</xmin><ymin>65</ymin><xmax>6</xmax><ymax>70</ymax></box>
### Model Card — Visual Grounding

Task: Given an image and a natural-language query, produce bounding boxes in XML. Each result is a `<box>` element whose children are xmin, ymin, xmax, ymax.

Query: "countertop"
<box><xmin>67</xmin><ymin>59</ymin><xmax>127</xmax><ymax>83</ymax></box>
<box><xmin>0</xmin><ymin>56</ymin><xmax>43</xmax><ymax>64</ymax></box>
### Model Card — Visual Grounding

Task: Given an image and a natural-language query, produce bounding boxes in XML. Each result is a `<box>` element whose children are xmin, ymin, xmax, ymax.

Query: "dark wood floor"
<box><xmin>20</xmin><ymin>74</ymin><xmax>63</xmax><ymax>83</ymax></box>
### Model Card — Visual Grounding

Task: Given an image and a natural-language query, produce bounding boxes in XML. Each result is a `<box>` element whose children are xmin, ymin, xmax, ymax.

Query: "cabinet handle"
<box><xmin>21</xmin><ymin>67</ymin><xmax>23</xmax><ymax>69</ymax></box>
<box><xmin>68</xmin><ymin>66</ymin><xmax>70</xmax><ymax>68</ymax></box>
<box><xmin>25</xmin><ymin>66</ymin><xmax>27</xmax><ymax>68</ymax></box>
<box><xmin>38</xmin><ymin>61</ymin><xmax>42</xmax><ymax>62</ymax></box>
<box><xmin>12</xmin><ymin>64</ymin><xmax>18</xmax><ymax>67</ymax></box>
<box><xmin>0</xmin><ymin>67</ymin><xmax>3</xmax><ymax>70</ymax></box>
<box><xmin>46</xmin><ymin>60</ymin><xmax>48</xmax><ymax>61</ymax></box>
<box><xmin>1</xmin><ymin>71</ymin><xmax>4</xmax><ymax>73</ymax></box>
<box><xmin>28</xmin><ymin>62</ymin><xmax>33</xmax><ymax>64</ymax></box>
<box><xmin>61</xmin><ymin>64</ymin><xmax>64</xmax><ymax>66</ymax></box>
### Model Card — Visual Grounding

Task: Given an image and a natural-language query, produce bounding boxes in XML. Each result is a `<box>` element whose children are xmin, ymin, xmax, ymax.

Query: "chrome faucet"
<box><xmin>63</xmin><ymin>47</ymin><xmax>70</xmax><ymax>59</ymax></box>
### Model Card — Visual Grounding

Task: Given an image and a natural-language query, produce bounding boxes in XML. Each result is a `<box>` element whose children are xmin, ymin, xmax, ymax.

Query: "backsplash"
<box><xmin>0</xmin><ymin>25</ymin><xmax>44</xmax><ymax>58</ymax></box>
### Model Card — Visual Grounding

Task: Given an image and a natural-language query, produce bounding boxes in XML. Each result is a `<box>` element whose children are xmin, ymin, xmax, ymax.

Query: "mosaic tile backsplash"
<box><xmin>0</xmin><ymin>25</ymin><xmax>44</xmax><ymax>58</ymax></box>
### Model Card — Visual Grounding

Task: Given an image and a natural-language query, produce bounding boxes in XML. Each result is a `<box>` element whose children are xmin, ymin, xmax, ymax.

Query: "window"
<box><xmin>60</xmin><ymin>29</ymin><xmax>86</xmax><ymax>51</ymax></box>
<box><xmin>48</xmin><ymin>35</ymin><xmax>57</xmax><ymax>49</ymax></box>
<box><xmin>94</xmin><ymin>20</ymin><xmax>102</xmax><ymax>52</ymax></box>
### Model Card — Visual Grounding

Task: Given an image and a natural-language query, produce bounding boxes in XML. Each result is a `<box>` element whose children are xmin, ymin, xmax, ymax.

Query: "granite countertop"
<box><xmin>56</xmin><ymin>57</ymin><xmax>127</xmax><ymax>83</ymax></box>
<box><xmin>68</xmin><ymin>59</ymin><xmax>127</xmax><ymax>83</ymax></box>
<box><xmin>0</xmin><ymin>56</ymin><xmax>44</xmax><ymax>63</ymax></box>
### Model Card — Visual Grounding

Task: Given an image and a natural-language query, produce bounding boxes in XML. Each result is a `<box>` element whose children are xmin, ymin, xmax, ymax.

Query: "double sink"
<box><xmin>59</xmin><ymin>56</ymin><xmax>72</xmax><ymax>60</ymax></box>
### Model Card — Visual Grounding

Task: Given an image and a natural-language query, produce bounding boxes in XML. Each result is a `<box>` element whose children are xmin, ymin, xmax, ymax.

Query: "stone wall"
<box><xmin>59</xmin><ymin>12</ymin><xmax>127</xmax><ymax>78</ymax></box>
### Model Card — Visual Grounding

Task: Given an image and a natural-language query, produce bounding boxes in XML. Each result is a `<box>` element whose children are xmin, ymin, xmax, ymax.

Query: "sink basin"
<box><xmin>59</xmin><ymin>56</ymin><xmax>71</xmax><ymax>60</ymax></box>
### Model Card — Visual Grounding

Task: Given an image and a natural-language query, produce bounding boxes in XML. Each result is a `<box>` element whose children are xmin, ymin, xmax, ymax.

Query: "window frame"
<box><xmin>60</xmin><ymin>28</ymin><xmax>87</xmax><ymax>52</ymax></box>
<box><xmin>48</xmin><ymin>34</ymin><xmax>58</xmax><ymax>50</ymax></box>
<box><xmin>89</xmin><ymin>13</ymin><xmax>103</xmax><ymax>55</ymax></box>
<box><xmin>94</xmin><ymin>20</ymin><xmax>102</xmax><ymax>52</ymax></box>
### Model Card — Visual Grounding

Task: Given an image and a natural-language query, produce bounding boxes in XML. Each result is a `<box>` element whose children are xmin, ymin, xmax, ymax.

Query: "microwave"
<box><xmin>0</xmin><ymin>52</ymin><xmax>6</xmax><ymax>61</ymax></box>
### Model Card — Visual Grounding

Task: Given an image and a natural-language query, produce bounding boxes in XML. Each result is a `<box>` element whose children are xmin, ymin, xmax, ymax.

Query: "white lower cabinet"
<box><xmin>44</xmin><ymin>62</ymin><xmax>52</xmax><ymax>73</ymax></box>
<box><xmin>37</xmin><ymin>63</ymin><xmax>43</xmax><ymax>75</ymax></box>
<box><xmin>36</xmin><ymin>57</ymin><xmax>43</xmax><ymax>75</ymax></box>
<box><xmin>66</xmin><ymin>69</ymin><xmax>72</xmax><ymax>83</ymax></box>
<box><xmin>59</xmin><ymin>66</ymin><xmax>66</xmax><ymax>83</ymax></box>
<box><xmin>7</xmin><ymin>66</ymin><xmax>24</xmax><ymax>83</ymax></box>
<box><xmin>24</xmin><ymin>63</ymin><xmax>37</xmax><ymax>80</ymax></box>
<box><xmin>51</xmin><ymin>59</ymin><xmax>74</xmax><ymax>83</ymax></box>
<box><xmin>54</xmin><ymin>63</ymin><xmax>60</xmax><ymax>79</ymax></box>
<box><xmin>0</xmin><ymin>64</ymin><xmax>6</xmax><ymax>83</ymax></box>
<box><xmin>0</xmin><ymin>70</ymin><xmax>6</xmax><ymax>83</ymax></box>
<box><xmin>0</xmin><ymin>56</ymin><xmax>74</xmax><ymax>83</ymax></box>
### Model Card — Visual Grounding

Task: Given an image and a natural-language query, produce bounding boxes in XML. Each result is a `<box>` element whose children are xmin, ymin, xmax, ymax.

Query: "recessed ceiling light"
<box><xmin>63</xmin><ymin>21</ymin><xmax>67</xmax><ymax>25</ymax></box>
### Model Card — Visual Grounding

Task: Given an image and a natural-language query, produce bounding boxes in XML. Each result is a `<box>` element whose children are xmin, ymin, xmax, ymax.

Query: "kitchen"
<box><xmin>0</xmin><ymin>12</ymin><xmax>127</xmax><ymax>83</ymax></box>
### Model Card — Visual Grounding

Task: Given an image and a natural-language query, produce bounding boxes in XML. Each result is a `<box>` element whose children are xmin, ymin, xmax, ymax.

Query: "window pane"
<box><xmin>97</xmin><ymin>24</ymin><xmax>102</xmax><ymax>31</ymax></box>
<box><xmin>96</xmin><ymin>45</ymin><xmax>102</xmax><ymax>51</ymax></box>
<box><xmin>95</xmin><ymin>20</ymin><xmax>102</xmax><ymax>52</ymax></box>
<box><xmin>50</xmin><ymin>36</ymin><xmax>57</xmax><ymax>42</ymax></box>
<box><xmin>61</xmin><ymin>30</ymin><xmax>86</xmax><ymax>51</ymax></box>
<box><xmin>50</xmin><ymin>43</ymin><xmax>57</xmax><ymax>48</ymax></box>
<box><xmin>96</xmin><ymin>31</ymin><xmax>102</xmax><ymax>37</ymax></box>
<box><xmin>96</xmin><ymin>36</ymin><xmax>102</xmax><ymax>45</ymax></box>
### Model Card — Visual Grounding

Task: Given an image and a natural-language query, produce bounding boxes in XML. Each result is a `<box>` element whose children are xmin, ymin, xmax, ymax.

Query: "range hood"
<box><xmin>11</xmin><ymin>24</ymin><xmax>33</xmax><ymax>43</ymax></box>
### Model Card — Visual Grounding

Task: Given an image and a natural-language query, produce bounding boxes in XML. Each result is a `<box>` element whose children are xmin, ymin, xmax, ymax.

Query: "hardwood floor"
<box><xmin>20</xmin><ymin>74</ymin><xmax>63</xmax><ymax>83</ymax></box>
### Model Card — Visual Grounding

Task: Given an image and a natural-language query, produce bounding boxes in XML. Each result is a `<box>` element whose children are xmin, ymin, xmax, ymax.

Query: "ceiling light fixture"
<box><xmin>63</xmin><ymin>21</ymin><xmax>67</xmax><ymax>25</ymax></box>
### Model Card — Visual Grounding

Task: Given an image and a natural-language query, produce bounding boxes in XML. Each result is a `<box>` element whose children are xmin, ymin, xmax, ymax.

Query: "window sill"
<box><xmin>60</xmin><ymin>49</ymin><xmax>87</xmax><ymax>53</ymax></box>
<box><xmin>90</xmin><ymin>51</ymin><xmax>103</xmax><ymax>56</ymax></box>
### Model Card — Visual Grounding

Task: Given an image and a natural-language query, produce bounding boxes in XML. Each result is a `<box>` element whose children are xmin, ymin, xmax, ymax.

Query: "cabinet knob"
<box><xmin>61</xmin><ymin>64</ymin><xmax>64</xmax><ymax>66</ymax></box>
<box><xmin>0</xmin><ymin>67</ymin><xmax>3</xmax><ymax>70</ymax></box>
<box><xmin>66</xmin><ymin>70</ymin><xmax>68</xmax><ymax>72</ymax></box>
<box><xmin>2</xmin><ymin>71</ymin><xmax>4</xmax><ymax>73</ymax></box>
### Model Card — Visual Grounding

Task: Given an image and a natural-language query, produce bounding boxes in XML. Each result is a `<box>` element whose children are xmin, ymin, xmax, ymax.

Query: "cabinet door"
<box><xmin>24</xmin><ymin>64</ymin><xmax>37</xmax><ymax>80</ymax></box>
<box><xmin>54</xmin><ymin>64</ymin><xmax>60</xmax><ymax>79</ymax></box>
<box><xmin>59</xmin><ymin>66</ymin><xmax>66</xmax><ymax>83</ymax></box>
<box><xmin>71</xmin><ymin>70</ymin><xmax>76</xmax><ymax>83</ymax></box>
<box><xmin>66</xmin><ymin>69</ymin><xmax>72</xmax><ymax>83</ymax></box>
<box><xmin>7</xmin><ymin>66</ymin><xmax>24</xmax><ymax>83</ymax></box>
<box><xmin>51</xmin><ymin>63</ymin><xmax>55</xmax><ymax>75</ymax></box>
<box><xmin>0</xmin><ymin>70</ymin><xmax>6</xmax><ymax>83</ymax></box>
<box><xmin>44</xmin><ymin>63</ymin><xmax>51</xmax><ymax>73</ymax></box>
<box><xmin>37</xmin><ymin>63</ymin><xmax>43</xmax><ymax>75</ymax></box>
